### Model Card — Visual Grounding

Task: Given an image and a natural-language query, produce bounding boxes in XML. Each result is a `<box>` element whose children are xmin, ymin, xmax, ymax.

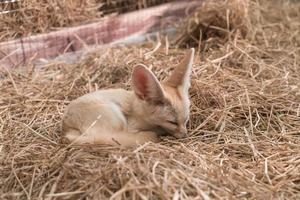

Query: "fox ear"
<box><xmin>132</xmin><ymin>64</ymin><xmax>165</xmax><ymax>104</ymax></box>
<box><xmin>166</xmin><ymin>48</ymin><xmax>194</xmax><ymax>93</ymax></box>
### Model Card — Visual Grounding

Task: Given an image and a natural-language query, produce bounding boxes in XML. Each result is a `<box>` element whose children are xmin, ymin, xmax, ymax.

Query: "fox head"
<box><xmin>131</xmin><ymin>48</ymin><xmax>194</xmax><ymax>139</ymax></box>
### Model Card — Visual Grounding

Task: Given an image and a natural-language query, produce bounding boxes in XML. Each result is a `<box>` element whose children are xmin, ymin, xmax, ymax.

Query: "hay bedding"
<box><xmin>1</xmin><ymin>0</ymin><xmax>300</xmax><ymax>199</ymax></box>
<box><xmin>0</xmin><ymin>0</ymin><xmax>176</xmax><ymax>42</ymax></box>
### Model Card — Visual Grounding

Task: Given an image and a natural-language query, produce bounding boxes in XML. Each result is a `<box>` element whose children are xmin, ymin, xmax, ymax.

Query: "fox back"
<box><xmin>62</xmin><ymin>48</ymin><xmax>195</xmax><ymax>146</ymax></box>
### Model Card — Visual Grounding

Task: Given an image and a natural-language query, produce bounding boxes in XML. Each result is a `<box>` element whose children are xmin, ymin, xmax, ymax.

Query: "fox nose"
<box><xmin>181</xmin><ymin>128</ymin><xmax>188</xmax><ymax>137</ymax></box>
<box><xmin>174</xmin><ymin>127</ymin><xmax>188</xmax><ymax>139</ymax></box>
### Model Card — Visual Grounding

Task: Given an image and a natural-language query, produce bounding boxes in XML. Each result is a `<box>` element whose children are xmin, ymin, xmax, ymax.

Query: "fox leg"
<box><xmin>109</xmin><ymin>131</ymin><xmax>160</xmax><ymax>147</ymax></box>
<box><xmin>65</xmin><ymin>129</ymin><xmax>160</xmax><ymax>147</ymax></box>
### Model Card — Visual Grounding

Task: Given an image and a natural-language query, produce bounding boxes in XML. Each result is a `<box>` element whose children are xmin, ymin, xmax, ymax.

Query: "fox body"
<box><xmin>62</xmin><ymin>48</ymin><xmax>195</xmax><ymax>147</ymax></box>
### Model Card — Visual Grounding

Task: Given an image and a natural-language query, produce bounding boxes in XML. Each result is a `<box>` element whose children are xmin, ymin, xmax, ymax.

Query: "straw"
<box><xmin>1</xmin><ymin>0</ymin><xmax>300</xmax><ymax>199</ymax></box>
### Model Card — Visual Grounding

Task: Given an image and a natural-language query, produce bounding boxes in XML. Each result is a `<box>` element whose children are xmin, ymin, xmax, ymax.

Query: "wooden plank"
<box><xmin>0</xmin><ymin>0</ymin><xmax>203</xmax><ymax>68</ymax></box>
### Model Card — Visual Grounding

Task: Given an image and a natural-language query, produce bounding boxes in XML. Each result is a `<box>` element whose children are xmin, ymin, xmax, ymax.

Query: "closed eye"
<box><xmin>167</xmin><ymin>120</ymin><xmax>178</xmax><ymax>126</ymax></box>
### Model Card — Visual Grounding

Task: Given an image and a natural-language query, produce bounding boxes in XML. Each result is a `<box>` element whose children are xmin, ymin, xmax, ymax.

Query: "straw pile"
<box><xmin>0</xmin><ymin>0</ymin><xmax>175</xmax><ymax>42</ymax></box>
<box><xmin>1</xmin><ymin>0</ymin><xmax>300</xmax><ymax>199</ymax></box>
<box><xmin>174</xmin><ymin>0</ymin><xmax>250</xmax><ymax>48</ymax></box>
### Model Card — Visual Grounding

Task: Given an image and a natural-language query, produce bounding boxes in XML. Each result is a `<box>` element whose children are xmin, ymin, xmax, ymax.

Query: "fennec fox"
<box><xmin>62</xmin><ymin>48</ymin><xmax>194</xmax><ymax>147</ymax></box>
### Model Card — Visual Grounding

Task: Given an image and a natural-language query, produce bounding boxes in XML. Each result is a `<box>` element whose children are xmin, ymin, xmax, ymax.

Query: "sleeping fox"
<box><xmin>62</xmin><ymin>48</ymin><xmax>194</xmax><ymax>147</ymax></box>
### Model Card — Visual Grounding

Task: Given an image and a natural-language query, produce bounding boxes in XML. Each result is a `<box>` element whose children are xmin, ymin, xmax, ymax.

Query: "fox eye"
<box><xmin>167</xmin><ymin>120</ymin><xmax>178</xmax><ymax>126</ymax></box>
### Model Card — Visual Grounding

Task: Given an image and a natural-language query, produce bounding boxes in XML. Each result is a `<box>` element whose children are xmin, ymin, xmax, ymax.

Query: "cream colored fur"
<box><xmin>62</xmin><ymin>48</ymin><xmax>195</xmax><ymax>147</ymax></box>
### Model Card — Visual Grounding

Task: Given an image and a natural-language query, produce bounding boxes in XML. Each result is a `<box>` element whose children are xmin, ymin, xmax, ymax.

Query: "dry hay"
<box><xmin>173</xmin><ymin>0</ymin><xmax>250</xmax><ymax>48</ymax></box>
<box><xmin>0</xmin><ymin>0</ymin><xmax>175</xmax><ymax>42</ymax></box>
<box><xmin>1</xmin><ymin>0</ymin><xmax>300</xmax><ymax>199</ymax></box>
